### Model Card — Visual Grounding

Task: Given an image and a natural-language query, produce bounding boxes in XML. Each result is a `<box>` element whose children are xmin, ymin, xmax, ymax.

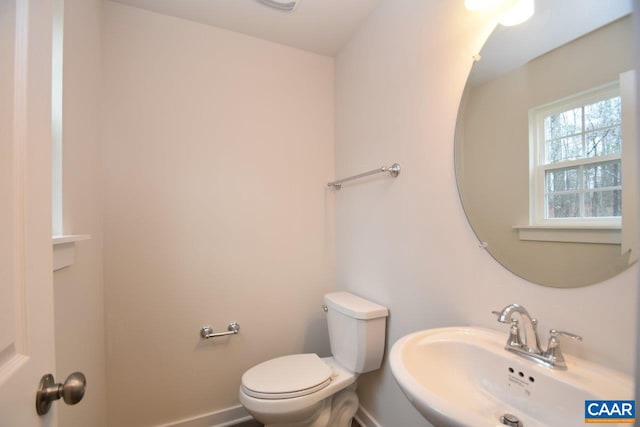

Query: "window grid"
<box><xmin>543</xmin><ymin>163</ymin><xmax>622</xmax><ymax>220</ymax></box>
<box><xmin>530</xmin><ymin>82</ymin><xmax>622</xmax><ymax>226</ymax></box>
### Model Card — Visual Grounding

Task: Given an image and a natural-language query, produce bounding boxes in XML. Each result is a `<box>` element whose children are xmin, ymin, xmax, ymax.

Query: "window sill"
<box><xmin>53</xmin><ymin>234</ymin><xmax>91</xmax><ymax>271</ymax></box>
<box><xmin>513</xmin><ymin>226</ymin><xmax>620</xmax><ymax>244</ymax></box>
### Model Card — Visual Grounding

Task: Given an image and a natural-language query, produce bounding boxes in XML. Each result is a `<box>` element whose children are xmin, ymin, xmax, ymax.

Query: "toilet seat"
<box><xmin>241</xmin><ymin>354</ymin><xmax>333</xmax><ymax>399</ymax></box>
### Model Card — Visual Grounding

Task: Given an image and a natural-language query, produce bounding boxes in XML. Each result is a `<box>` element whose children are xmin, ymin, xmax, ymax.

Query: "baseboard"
<box><xmin>355</xmin><ymin>405</ymin><xmax>382</xmax><ymax>427</ymax></box>
<box><xmin>158</xmin><ymin>402</ymin><xmax>380</xmax><ymax>427</ymax></box>
<box><xmin>158</xmin><ymin>404</ymin><xmax>253</xmax><ymax>427</ymax></box>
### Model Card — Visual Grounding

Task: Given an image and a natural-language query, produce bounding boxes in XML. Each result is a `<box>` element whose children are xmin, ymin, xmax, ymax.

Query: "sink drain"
<box><xmin>500</xmin><ymin>413</ymin><xmax>523</xmax><ymax>427</ymax></box>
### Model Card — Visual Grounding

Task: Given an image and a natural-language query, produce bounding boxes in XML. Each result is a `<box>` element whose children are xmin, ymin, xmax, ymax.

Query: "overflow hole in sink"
<box><xmin>507</xmin><ymin>367</ymin><xmax>535</xmax><ymax>383</ymax></box>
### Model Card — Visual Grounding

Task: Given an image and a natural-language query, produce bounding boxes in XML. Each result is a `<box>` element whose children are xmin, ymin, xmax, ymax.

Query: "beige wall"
<box><xmin>634</xmin><ymin>0</ymin><xmax>640</xmax><ymax>406</ymax></box>
<box><xmin>457</xmin><ymin>17</ymin><xmax>634</xmax><ymax>287</ymax></box>
<box><xmin>101</xmin><ymin>3</ymin><xmax>335</xmax><ymax>426</ymax></box>
<box><xmin>335</xmin><ymin>1</ymin><xmax>638</xmax><ymax>426</ymax></box>
<box><xmin>53</xmin><ymin>0</ymin><xmax>108</xmax><ymax>426</ymax></box>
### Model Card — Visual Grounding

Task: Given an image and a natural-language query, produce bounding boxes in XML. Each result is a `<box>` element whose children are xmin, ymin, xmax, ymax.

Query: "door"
<box><xmin>0</xmin><ymin>0</ymin><xmax>57</xmax><ymax>426</ymax></box>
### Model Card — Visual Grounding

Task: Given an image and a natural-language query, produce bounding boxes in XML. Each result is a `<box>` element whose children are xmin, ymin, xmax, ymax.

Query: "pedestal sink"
<box><xmin>389</xmin><ymin>327</ymin><xmax>633</xmax><ymax>427</ymax></box>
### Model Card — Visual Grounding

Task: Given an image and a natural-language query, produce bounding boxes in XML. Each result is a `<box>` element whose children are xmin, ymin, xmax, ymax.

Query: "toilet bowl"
<box><xmin>239</xmin><ymin>292</ymin><xmax>389</xmax><ymax>427</ymax></box>
<box><xmin>239</xmin><ymin>356</ymin><xmax>357</xmax><ymax>427</ymax></box>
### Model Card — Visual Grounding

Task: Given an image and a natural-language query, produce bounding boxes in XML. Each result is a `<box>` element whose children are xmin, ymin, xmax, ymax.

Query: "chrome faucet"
<box><xmin>492</xmin><ymin>303</ymin><xmax>541</xmax><ymax>354</ymax></box>
<box><xmin>492</xmin><ymin>304</ymin><xmax>582</xmax><ymax>370</ymax></box>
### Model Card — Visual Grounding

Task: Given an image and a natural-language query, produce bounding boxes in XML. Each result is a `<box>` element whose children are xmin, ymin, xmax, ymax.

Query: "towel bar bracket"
<box><xmin>200</xmin><ymin>322</ymin><xmax>240</xmax><ymax>339</ymax></box>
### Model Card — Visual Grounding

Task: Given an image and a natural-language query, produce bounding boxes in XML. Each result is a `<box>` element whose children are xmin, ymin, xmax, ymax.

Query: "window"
<box><xmin>529</xmin><ymin>83</ymin><xmax>622</xmax><ymax>227</ymax></box>
<box><xmin>50</xmin><ymin>0</ymin><xmax>91</xmax><ymax>272</ymax></box>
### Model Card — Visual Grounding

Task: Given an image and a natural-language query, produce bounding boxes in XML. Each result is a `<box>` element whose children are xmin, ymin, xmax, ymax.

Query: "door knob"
<box><xmin>36</xmin><ymin>372</ymin><xmax>86</xmax><ymax>415</ymax></box>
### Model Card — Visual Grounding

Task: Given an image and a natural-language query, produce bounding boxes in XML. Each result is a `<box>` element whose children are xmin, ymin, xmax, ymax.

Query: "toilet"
<box><xmin>239</xmin><ymin>292</ymin><xmax>389</xmax><ymax>427</ymax></box>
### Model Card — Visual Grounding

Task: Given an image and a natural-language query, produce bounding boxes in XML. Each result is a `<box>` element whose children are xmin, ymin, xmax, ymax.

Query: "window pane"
<box><xmin>547</xmin><ymin>193</ymin><xmax>580</xmax><ymax>218</ymax></box>
<box><xmin>584</xmin><ymin>190</ymin><xmax>622</xmax><ymax>217</ymax></box>
<box><xmin>534</xmin><ymin>87</ymin><xmax>623</xmax><ymax>224</ymax></box>
<box><xmin>584</xmin><ymin>160</ymin><xmax>622</xmax><ymax>189</ymax></box>
<box><xmin>544</xmin><ymin>107</ymin><xmax>582</xmax><ymax>140</ymax></box>
<box><xmin>546</xmin><ymin>168</ymin><xmax>579</xmax><ymax>192</ymax></box>
<box><xmin>585</xmin><ymin>126</ymin><xmax>621</xmax><ymax>157</ymax></box>
<box><xmin>584</xmin><ymin>96</ymin><xmax>621</xmax><ymax>131</ymax></box>
<box><xmin>545</xmin><ymin>135</ymin><xmax>583</xmax><ymax>163</ymax></box>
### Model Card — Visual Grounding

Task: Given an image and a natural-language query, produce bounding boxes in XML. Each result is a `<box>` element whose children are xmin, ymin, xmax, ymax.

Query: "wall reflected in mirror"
<box><xmin>455</xmin><ymin>0</ymin><xmax>636</xmax><ymax>288</ymax></box>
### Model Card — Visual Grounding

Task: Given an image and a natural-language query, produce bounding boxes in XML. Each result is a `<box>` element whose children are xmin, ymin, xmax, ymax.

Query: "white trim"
<box><xmin>152</xmin><ymin>402</ymin><xmax>382</xmax><ymax>427</ymax></box>
<box><xmin>13</xmin><ymin>0</ymin><xmax>29</xmax><ymax>358</ymax></box>
<box><xmin>514</xmin><ymin>225</ymin><xmax>620</xmax><ymax>244</ymax></box>
<box><xmin>52</xmin><ymin>234</ymin><xmax>91</xmax><ymax>271</ymax></box>
<box><xmin>151</xmin><ymin>405</ymin><xmax>382</xmax><ymax>427</ymax></box>
<box><xmin>52</xmin><ymin>234</ymin><xmax>91</xmax><ymax>245</ymax></box>
<box><xmin>620</xmin><ymin>69</ymin><xmax>638</xmax><ymax>262</ymax></box>
<box><xmin>51</xmin><ymin>0</ymin><xmax>63</xmax><ymax>236</ymax></box>
<box><xmin>355</xmin><ymin>405</ymin><xmax>383</xmax><ymax>427</ymax></box>
<box><xmin>156</xmin><ymin>405</ymin><xmax>253</xmax><ymax>427</ymax></box>
<box><xmin>529</xmin><ymin>81</ymin><xmax>623</xmax><ymax>226</ymax></box>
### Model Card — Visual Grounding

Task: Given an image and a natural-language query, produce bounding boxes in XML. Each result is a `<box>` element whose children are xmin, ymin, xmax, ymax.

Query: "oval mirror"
<box><xmin>455</xmin><ymin>0</ymin><xmax>637</xmax><ymax>287</ymax></box>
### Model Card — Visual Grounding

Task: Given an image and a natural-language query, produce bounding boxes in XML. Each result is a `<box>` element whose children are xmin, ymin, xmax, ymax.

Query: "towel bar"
<box><xmin>200</xmin><ymin>322</ymin><xmax>240</xmax><ymax>339</ymax></box>
<box><xmin>327</xmin><ymin>163</ymin><xmax>401</xmax><ymax>190</ymax></box>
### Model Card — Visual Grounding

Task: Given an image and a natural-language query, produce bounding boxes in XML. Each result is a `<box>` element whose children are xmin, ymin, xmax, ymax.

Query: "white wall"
<box><xmin>53</xmin><ymin>0</ymin><xmax>108</xmax><ymax>426</ymax></box>
<box><xmin>101</xmin><ymin>3</ymin><xmax>335</xmax><ymax>426</ymax></box>
<box><xmin>335</xmin><ymin>1</ymin><xmax>638</xmax><ymax>426</ymax></box>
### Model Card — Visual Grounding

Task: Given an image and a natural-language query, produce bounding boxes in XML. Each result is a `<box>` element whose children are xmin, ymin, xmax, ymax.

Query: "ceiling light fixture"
<box><xmin>464</xmin><ymin>0</ymin><xmax>534</xmax><ymax>26</ymax></box>
<box><xmin>256</xmin><ymin>0</ymin><xmax>300</xmax><ymax>13</ymax></box>
<box><xmin>497</xmin><ymin>0</ymin><xmax>534</xmax><ymax>26</ymax></box>
<box><xmin>464</xmin><ymin>0</ymin><xmax>506</xmax><ymax>11</ymax></box>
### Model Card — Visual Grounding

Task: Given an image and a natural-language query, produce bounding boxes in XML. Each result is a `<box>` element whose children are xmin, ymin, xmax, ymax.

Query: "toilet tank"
<box><xmin>324</xmin><ymin>292</ymin><xmax>389</xmax><ymax>374</ymax></box>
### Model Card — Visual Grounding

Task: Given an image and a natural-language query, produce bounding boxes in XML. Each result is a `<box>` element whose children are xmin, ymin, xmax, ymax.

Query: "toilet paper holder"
<box><xmin>200</xmin><ymin>322</ymin><xmax>240</xmax><ymax>339</ymax></box>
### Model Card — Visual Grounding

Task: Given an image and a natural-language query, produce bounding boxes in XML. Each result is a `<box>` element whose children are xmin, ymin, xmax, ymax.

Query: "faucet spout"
<box><xmin>493</xmin><ymin>304</ymin><xmax>541</xmax><ymax>354</ymax></box>
<box><xmin>493</xmin><ymin>303</ymin><xmax>526</xmax><ymax>323</ymax></box>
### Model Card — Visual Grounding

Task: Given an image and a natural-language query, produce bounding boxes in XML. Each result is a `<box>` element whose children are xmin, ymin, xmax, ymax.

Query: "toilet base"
<box><xmin>326</xmin><ymin>383</ymin><xmax>359</xmax><ymax>427</ymax></box>
<box><xmin>264</xmin><ymin>384</ymin><xmax>359</xmax><ymax>427</ymax></box>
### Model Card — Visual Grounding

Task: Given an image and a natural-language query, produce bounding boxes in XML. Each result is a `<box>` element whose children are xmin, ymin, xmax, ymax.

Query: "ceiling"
<box><xmin>109</xmin><ymin>0</ymin><xmax>383</xmax><ymax>56</ymax></box>
<box><xmin>469</xmin><ymin>0</ymin><xmax>634</xmax><ymax>86</ymax></box>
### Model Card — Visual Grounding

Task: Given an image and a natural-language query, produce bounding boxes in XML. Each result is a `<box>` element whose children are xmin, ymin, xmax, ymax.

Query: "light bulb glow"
<box><xmin>498</xmin><ymin>0</ymin><xmax>534</xmax><ymax>26</ymax></box>
<box><xmin>464</xmin><ymin>0</ymin><xmax>508</xmax><ymax>11</ymax></box>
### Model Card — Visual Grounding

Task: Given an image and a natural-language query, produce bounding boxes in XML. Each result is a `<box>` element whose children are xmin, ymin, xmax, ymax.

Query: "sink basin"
<box><xmin>390</xmin><ymin>327</ymin><xmax>633</xmax><ymax>427</ymax></box>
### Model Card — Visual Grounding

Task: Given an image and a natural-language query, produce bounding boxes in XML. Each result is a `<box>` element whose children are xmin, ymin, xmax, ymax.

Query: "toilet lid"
<box><xmin>241</xmin><ymin>354</ymin><xmax>333</xmax><ymax>399</ymax></box>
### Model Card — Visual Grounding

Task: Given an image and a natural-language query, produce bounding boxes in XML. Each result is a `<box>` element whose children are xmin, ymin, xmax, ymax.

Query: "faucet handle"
<box><xmin>543</xmin><ymin>329</ymin><xmax>582</xmax><ymax>370</ymax></box>
<box><xmin>507</xmin><ymin>319</ymin><xmax>522</xmax><ymax>347</ymax></box>
<box><xmin>549</xmin><ymin>329</ymin><xmax>583</xmax><ymax>342</ymax></box>
<box><xmin>492</xmin><ymin>310</ymin><xmax>523</xmax><ymax>347</ymax></box>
